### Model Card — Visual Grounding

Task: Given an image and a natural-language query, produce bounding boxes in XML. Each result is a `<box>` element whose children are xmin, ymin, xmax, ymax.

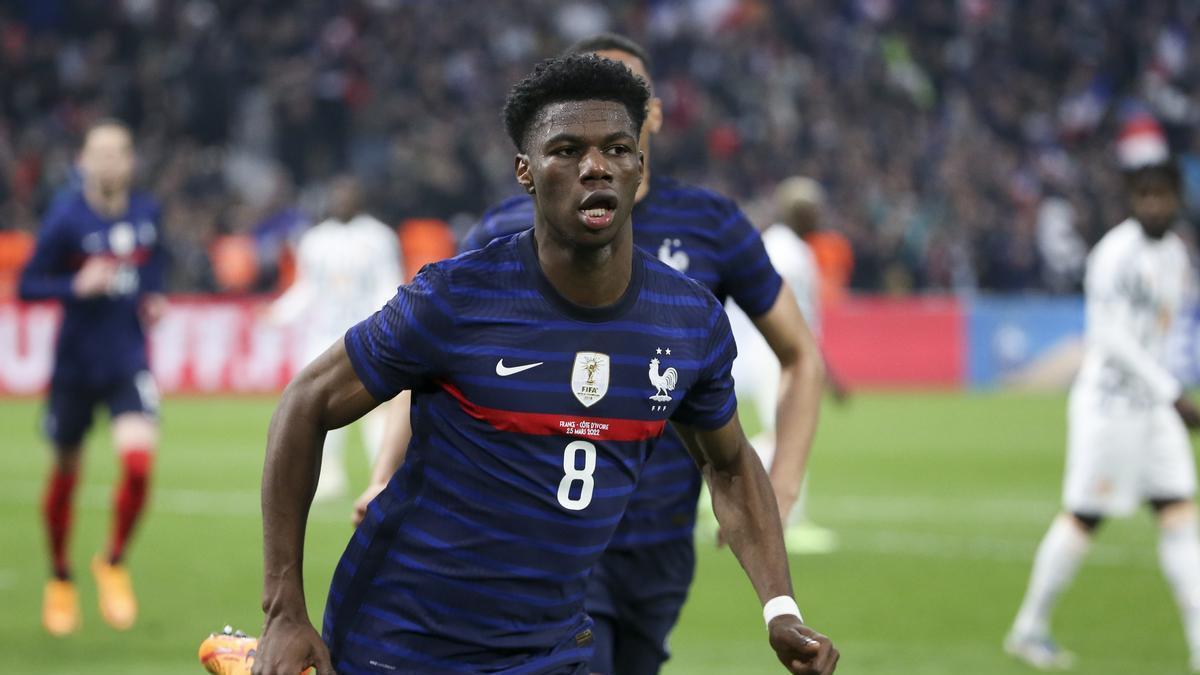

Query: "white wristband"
<box><xmin>763</xmin><ymin>595</ymin><xmax>803</xmax><ymax>627</ymax></box>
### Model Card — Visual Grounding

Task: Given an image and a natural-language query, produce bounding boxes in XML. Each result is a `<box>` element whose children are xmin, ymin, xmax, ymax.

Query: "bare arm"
<box><xmin>750</xmin><ymin>282</ymin><xmax>825</xmax><ymax>521</ymax></box>
<box><xmin>352</xmin><ymin>390</ymin><xmax>413</xmax><ymax>526</ymax></box>
<box><xmin>675</xmin><ymin>415</ymin><xmax>838</xmax><ymax>673</ymax></box>
<box><xmin>256</xmin><ymin>338</ymin><xmax>378</xmax><ymax>675</ymax></box>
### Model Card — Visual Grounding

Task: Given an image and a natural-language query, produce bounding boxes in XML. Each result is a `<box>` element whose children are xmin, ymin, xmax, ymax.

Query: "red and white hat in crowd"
<box><xmin>1116</xmin><ymin>113</ymin><xmax>1170</xmax><ymax>169</ymax></box>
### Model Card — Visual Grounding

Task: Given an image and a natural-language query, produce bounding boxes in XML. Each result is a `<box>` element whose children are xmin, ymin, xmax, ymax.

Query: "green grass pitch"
<box><xmin>0</xmin><ymin>392</ymin><xmax>1193</xmax><ymax>674</ymax></box>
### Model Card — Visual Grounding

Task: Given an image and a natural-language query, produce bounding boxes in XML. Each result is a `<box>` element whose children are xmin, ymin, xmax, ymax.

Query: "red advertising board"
<box><xmin>0</xmin><ymin>299</ymin><xmax>305</xmax><ymax>395</ymax></box>
<box><xmin>820</xmin><ymin>296</ymin><xmax>964</xmax><ymax>388</ymax></box>
<box><xmin>1</xmin><ymin>296</ymin><xmax>967</xmax><ymax>395</ymax></box>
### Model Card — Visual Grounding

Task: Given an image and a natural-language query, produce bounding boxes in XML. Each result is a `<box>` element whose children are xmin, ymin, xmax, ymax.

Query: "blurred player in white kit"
<box><xmin>728</xmin><ymin>176</ymin><xmax>847</xmax><ymax>553</ymax></box>
<box><xmin>1006</xmin><ymin>147</ymin><xmax>1200</xmax><ymax>670</ymax></box>
<box><xmin>268</xmin><ymin>175</ymin><xmax>403</xmax><ymax>500</ymax></box>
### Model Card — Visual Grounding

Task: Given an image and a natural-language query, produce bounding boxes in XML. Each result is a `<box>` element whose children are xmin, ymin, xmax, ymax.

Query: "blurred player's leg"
<box><xmin>360</xmin><ymin>403</ymin><xmax>387</xmax><ymax>464</ymax></box>
<box><xmin>40</xmin><ymin>383</ymin><xmax>94</xmax><ymax>636</ymax></box>
<box><xmin>1146</xmin><ymin>407</ymin><xmax>1200</xmax><ymax>669</ymax></box>
<box><xmin>314</xmin><ymin>426</ymin><xmax>349</xmax><ymax>501</ymax></box>
<box><xmin>43</xmin><ymin>447</ymin><xmax>82</xmax><ymax>636</ymax></box>
<box><xmin>1006</xmin><ymin>513</ymin><xmax>1089</xmax><ymax>669</ymax></box>
<box><xmin>1156</xmin><ymin>502</ymin><xmax>1200</xmax><ymax>671</ymax></box>
<box><xmin>750</xmin><ymin>431</ymin><xmax>836</xmax><ymax>554</ymax></box>
<box><xmin>93</xmin><ymin>400</ymin><xmax>158</xmax><ymax>631</ymax></box>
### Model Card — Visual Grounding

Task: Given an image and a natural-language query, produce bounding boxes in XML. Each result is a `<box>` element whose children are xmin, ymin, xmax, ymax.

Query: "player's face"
<box><xmin>1130</xmin><ymin>175</ymin><xmax>1181</xmax><ymax>239</ymax></box>
<box><xmin>79</xmin><ymin>125</ymin><xmax>134</xmax><ymax>195</ymax></box>
<box><xmin>593</xmin><ymin>49</ymin><xmax>663</xmax><ymax>141</ymax></box>
<box><xmin>519</xmin><ymin>100</ymin><xmax>643</xmax><ymax>249</ymax></box>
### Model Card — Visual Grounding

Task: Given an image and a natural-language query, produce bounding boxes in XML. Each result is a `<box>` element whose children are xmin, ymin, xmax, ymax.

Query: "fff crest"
<box><xmin>571</xmin><ymin>352</ymin><xmax>610</xmax><ymax>408</ymax></box>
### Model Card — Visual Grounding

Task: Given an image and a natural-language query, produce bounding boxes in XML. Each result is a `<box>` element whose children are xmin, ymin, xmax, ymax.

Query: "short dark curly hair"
<box><xmin>503</xmin><ymin>54</ymin><xmax>650</xmax><ymax>153</ymax></box>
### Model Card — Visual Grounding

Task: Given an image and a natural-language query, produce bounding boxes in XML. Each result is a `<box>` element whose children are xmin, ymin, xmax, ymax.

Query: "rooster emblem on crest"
<box><xmin>648</xmin><ymin>358</ymin><xmax>678</xmax><ymax>402</ymax></box>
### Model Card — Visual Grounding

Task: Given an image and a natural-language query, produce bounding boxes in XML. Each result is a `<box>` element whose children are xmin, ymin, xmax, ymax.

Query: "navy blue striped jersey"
<box><xmin>18</xmin><ymin>191</ymin><xmax>164</xmax><ymax>387</ymax></box>
<box><xmin>460</xmin><ymin>175</ymin><xmax>782</xmax><ymax>548</ymax></box>
<box><xmin>326</xmin><ymin>230</ymin><xmax>737</xmax><ymax>673</ymax></box>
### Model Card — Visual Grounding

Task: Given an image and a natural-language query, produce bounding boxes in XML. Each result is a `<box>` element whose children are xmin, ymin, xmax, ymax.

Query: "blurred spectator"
<box><xmin>2</xmin><ymin>0</ymin><xmax>1199</xmax><ymax>295</ymax></box>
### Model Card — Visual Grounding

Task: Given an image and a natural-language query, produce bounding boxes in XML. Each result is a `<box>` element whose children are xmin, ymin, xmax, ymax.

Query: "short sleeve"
<box><xmin>716</xmin><ymin>202</ymin><xmax>783</xmax><ymax>317</ymax></box>
<box><xmin>343</xmin><ymin>265</ymin><xmax>456</xmax><ymax>402</ymax></box>
<box><xmin>671</xmin><ymin>305</ymin><xmax>738</xmax><ymax>430</ymax></box>
<box><xmin>18</xmin><ymin>206</ymin><xmax>76</xmax><ymax>301</ymax></box>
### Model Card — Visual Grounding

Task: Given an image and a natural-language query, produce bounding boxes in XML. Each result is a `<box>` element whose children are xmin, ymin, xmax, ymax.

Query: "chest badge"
<box><xmin>648</xmin><ymin>349</ymin><xmax>678</xmax><ymax>404</ymax></box>
<box><xmin>572</xmin><ymin>352</ymin><xmax>610</xmax><ymax>408</ymax></box>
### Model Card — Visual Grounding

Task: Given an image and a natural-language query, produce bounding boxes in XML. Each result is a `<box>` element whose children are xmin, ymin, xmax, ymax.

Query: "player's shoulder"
<box><xmin>478</xmin><ymin>195</ymin><xmax>535</xmax><ymax>233</ymax></box>
<box><xmin>645</xmin><ymin>176</ymin><xmax>745</xmax><ymax>225</ymax></box>
<box><xmin>1089</xmin><ymin>219</ymin><xmax>1141</xmax><ymax>262</ymax></box>
<box><xmin>638</xmin><ymin>246</ymin><xmax>724</xmax><ymax>316</ymax></box>
<box><xmin>762</xmin><ymin>223</ymin><xmax>811</xmax><ymax>254</ymax></box>
<box><xmin>41</xmin><ymin>191</ymin><xmax>86</xmax><ymax>230</ymax></box>
<box><xmin>462</xmin><ymin>195</ymin><xmax>535</xmax><ymax>252</ymax></box>
<box><xmin>433</xmin><ymin>230</ymin><xmax>526</xmax><ymax>286</ymax></box>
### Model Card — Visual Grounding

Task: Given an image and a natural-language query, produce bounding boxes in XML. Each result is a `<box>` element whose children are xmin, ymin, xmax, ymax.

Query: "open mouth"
<box><xmin>579</xmin><ymin>193</ymin><xmax>619</xmax><ymax>230</ymax></box>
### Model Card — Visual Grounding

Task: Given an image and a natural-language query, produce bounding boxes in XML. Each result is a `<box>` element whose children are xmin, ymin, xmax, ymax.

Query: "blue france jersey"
<box><xmin>18</xmin><ymin>191</ymin><xmax>164</xmax><ymax>387</ymax></box>
<box><xmin>461</xmin><ymin>175</ymin><xmax>782</xmax><ymax>548</ymax></box>
<box><xmin>327</xmin><ymin>230</ymin><xmax>737</xmax><ymax>673</ymax></box>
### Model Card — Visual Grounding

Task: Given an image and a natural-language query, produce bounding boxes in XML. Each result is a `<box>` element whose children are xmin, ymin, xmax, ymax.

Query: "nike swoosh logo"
<box><xmin>496</xmin><ymin>359</ymin><xmax>544</xmax><ymax>377</ymax></box>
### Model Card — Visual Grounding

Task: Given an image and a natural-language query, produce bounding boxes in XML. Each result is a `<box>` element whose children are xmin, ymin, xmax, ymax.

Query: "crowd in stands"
<box><xmin>2</xmin><ymin>0</ymin><xmax>1200</xmax><ymax>297</ymax></box>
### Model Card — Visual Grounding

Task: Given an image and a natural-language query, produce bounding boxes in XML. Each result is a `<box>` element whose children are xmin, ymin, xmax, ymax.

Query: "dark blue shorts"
<box><xmin>43</xmin><ymin>371</ymin><xmax>159</xmax><ymax>446</ymax></box>
<box><xmin>586</xmin><ymin>537</ymin><xmax>696</xmax><ymax>675</ymax></box>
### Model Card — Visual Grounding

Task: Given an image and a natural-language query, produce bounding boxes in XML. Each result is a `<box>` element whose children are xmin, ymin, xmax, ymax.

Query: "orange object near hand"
<box><xmin>198</xmin><ymin>627</ymin><xmax>316</xmax><ymax>675</ymax></box>
<box><xmin>198</xmin><ymin>627</ymin><xmax>257</xmax><ymax>675</ymax></box>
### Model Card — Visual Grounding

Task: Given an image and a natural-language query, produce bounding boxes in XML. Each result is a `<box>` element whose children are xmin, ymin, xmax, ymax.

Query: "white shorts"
<box><xmin>1063</xmin><ymin>392</ymin><xmax>1196</xmax><ymax>517</ymax></box>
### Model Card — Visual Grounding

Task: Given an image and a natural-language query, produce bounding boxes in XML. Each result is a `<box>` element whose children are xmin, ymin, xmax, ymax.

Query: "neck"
<box><xmin>533</xmin><ymin>222</ymin><xmax>634</xmax><ymax>308</ymax></box>
<box><xmin>84</xmin><ymin>184</ymin><xmax>129</xmax><ymax>219</ymax></box>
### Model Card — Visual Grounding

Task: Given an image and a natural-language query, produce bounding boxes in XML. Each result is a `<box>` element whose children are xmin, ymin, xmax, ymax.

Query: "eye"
<box><xmin>606</xmin><ymin>145</ymin><xmax>632</xmax><ymax>156</ymax></box>
<box><xmin>552</xmin><ymin>147</ymin><xmax>578</xmax><ymax>158</ymax></box>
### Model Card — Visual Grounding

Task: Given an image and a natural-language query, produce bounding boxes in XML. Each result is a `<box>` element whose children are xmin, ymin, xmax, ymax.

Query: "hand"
<box><xmin>72</xmin><ymin>256</ymin><xmax>119</xmax><ymax>297</ymax></box>
<box><xmin>1175</xmin><ymin>395</ymin><xmax>1200</xmax><ymax>430</ymax></box>
<box><xmin>139</xmin><ymin>293</ymin><xmax>168</xmax><ymax>327</ymax></box>
<box><xmin>352</xmin><ymin>482</ymin><xmax>386</xmax><ymax>528</ymax></box>
<box><xmin>251</xmin><ymin>613</ymin><xmax>334</xmax><ymax>675</ymax></box>
<box><xmin>769</xmin><ymin>616</ymin><xmax>838</xmax><ymax>674</ymax></box>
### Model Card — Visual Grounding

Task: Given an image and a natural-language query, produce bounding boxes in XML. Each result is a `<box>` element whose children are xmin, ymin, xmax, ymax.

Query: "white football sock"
<box><xmin>1158</xmin><ymin>517</ymin><xmax>1200</xmax><ymax>659</ymax></box>
<box><xmin>1012</xmin><ymin>515</ymin><xmax>1092</xmax><ymax>638</ymax></box>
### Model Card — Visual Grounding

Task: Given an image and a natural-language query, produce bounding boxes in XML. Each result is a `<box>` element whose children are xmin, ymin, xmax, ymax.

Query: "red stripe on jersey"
<box><xmin>440</xmin><ymin>382</ymin><xmax>666</xmax><ymax>441</ymax></box>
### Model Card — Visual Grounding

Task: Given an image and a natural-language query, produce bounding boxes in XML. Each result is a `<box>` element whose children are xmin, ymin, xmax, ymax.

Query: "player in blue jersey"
<box><xmin>255</xmin><ymin>55</ymin><xmax>838</xmax><ymax>675</ymax></box>
<box><xmin>356</xmin><ymin>34</ymin><xmax>827</xmax><ymax>674</ymax></box>
<box><xmin>19</xmin><ymin>120</ymin><xmax>166</xmax><ymax>636</ymax></box>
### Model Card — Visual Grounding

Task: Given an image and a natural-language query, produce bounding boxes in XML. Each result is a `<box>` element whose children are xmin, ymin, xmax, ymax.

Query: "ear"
<box><xmin>514</xmin><ymin>154</ymin><xmax>535</xmax><ymax>195</ymax></box>
<box><xmin>646</xmin><ymin>97</ymin><xmax>664</xmax><ymax>135</ymax></box>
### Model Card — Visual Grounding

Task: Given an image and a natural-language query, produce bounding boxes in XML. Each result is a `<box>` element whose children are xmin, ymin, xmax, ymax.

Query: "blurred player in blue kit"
<box><xmin>255</xmin><ymin>55</ymin><xmax>837</xmax><ymax>674</ymax></box>
<box><xmin>356</xmin><ymin>34</ymin><xmax>827</xmax><ymax>674</ymax></box>
<box><xmin>19</xmin><ymin>120</ymin><xmax>166</xmax><ymax>636</ymax></box>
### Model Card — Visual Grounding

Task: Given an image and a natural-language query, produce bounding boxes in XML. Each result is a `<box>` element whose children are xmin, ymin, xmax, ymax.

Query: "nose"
<box><xmin>579</xmin><ymin>147</ymin><xmax>612</xmax><ymax>183</ymax></box>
